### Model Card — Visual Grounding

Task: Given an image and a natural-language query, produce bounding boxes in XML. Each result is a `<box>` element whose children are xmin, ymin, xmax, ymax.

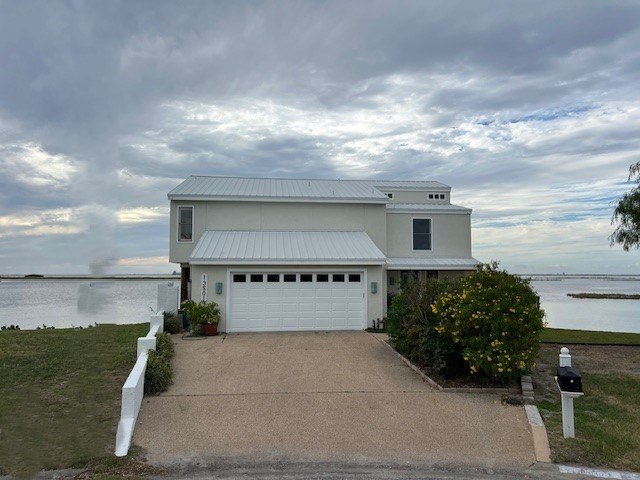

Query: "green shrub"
<box><xmin>181</xmin><ymin>300</ymin><xmax>220</xmax><ymax>335</ymax></box>
<box><xmin>144</xmin><ymin>333</ymin><xmax>174</xmax><ymax>395</ymax></box>
<box><xmin>432</xmin><ymin>262</ymin><xmax>545</xmax><ymax>381</ymax></box>
<box><xmin>163</xmin><ymin>312</ymin><xmax>182</xmax><ymax>334</ymax></box>
<box><xmin>386</xmin><ymin>276</ymin><xmax>464</xmax><ymax>377</ymax></box>
<box><xmin>155</xmin><ymin>332</ymin><xmax>175</xmax><ymax>359</ymax></box>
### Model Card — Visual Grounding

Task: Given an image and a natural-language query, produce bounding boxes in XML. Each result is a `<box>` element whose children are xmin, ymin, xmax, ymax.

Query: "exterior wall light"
<box><xmin>370</xmin><ymin>282</ymin><xmax>378</xmax><ymax>294</ymax></box>
<box><xmin>215</xmin><ymin>282</ymin><xmax>223</xmax><ymax>295</ymax></box>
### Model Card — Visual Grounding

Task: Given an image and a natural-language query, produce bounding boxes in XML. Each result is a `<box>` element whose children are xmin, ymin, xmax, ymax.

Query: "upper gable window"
<box><xmin>412</xmin><ymin>218</ymin><xmax>432</xmax><ymax>251</ymax></box>
<box><xmin>178</xmin><ymin>206</ymin><xmax>193</xmax><ymax>242</ymax></box>
<box><xmin>428</xmin><ymin>193</ymin><xmax>446</xmax><ymax>200</ymax></box>
<box><xmin>385</xmin><ymin>192</ymin><xmax>394</xmax><ymax>199</ymax></box>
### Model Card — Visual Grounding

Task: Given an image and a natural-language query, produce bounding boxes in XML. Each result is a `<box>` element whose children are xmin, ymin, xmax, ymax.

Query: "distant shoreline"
<box><xmin>0</xmin><ymin>275</ymin><xmax>180</xmax><ymax>280</ymax></box>
<box><xmin>567</xmin><ymin>292</ymin><xmax>640</xmax><ymax>300</ymax></box>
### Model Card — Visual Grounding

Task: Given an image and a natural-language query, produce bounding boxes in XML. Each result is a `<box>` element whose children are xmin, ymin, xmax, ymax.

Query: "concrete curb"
<box><xmin>525</xmin><ymin>405</ymin><xmax>552</xmax><ymax>463</ymax></box>
<box><xmin>369</xmin><ymin>333</ymin><xmax>519</xmax><ymax>394</ymax></box>
<box><xmin>369</xmin><ymin>332</ymin><xmax>443</xmax><ymax>390</ymax></box>
<box><xmin>558</xmin><ymin>465</ymin><xmax>640</xmax><ymax>479</ymax></box>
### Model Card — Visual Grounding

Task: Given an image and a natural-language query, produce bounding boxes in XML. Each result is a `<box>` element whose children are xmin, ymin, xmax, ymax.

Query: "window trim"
<box><xmin>411</xmin><ymin>216</ymin><xmax>433</xmax><ymax>252</ymax></box>
<box><xmin>177</xmin><ymin>205</ymin><xmax>194</xmax><ymax>243</ymax></box>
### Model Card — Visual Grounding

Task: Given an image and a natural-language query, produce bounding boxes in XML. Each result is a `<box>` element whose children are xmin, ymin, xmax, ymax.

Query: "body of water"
<box><xmin>1</xmin><ymin>277</ymin><xmax>639</xmax><ymax>332</ymax></box>
<box><xmin>0</xmin><ymin>279</ymin><xmax>168</xmax><ymax>329</ymax></box>
<box><xmin>530</xmin><ymin>277</ymin><xmax>640</xmax><ymax>333</ymax></box>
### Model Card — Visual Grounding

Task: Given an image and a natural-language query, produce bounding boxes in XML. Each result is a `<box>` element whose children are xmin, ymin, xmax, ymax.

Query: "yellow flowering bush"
<box><xmin>431</xmin><ymin>262</ymin><xmax>545</xmax><ymax>381</ymax></box>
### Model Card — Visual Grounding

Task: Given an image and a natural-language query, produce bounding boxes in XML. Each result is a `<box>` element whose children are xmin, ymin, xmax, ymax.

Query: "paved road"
<box><xmin>154</xmin><ymin>460</ymin><xmax>585</xmax><ymax>480</ymax></box>
<box><xmin>135</xmin><ymin>332</ymin><xmax>535</xmax><ymax>469</ymax></box>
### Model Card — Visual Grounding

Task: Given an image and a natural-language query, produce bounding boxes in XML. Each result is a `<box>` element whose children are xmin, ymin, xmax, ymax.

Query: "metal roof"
<box><xmin>386</xmin><ymin>257</ymin><xmax>480</xmax><ymax>270</ymax></box>
<box><xmin>190</xmin><ymin>231</ymin><xmax>387</xmax><ymax>265</ymax></box>
<box><xmin>168</xmin><ymin>176</ymin><xmax>450</xmax><ymax>202</ymax></box>
<box><xmin>386</xmin><ymin>203</ymin><xmax>472</xmax><ymax>214</ymax></box>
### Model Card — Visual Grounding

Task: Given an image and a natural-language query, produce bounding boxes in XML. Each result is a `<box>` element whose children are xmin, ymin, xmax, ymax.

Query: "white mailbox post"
<box><xmin>555</xmin><ymin>347</ymin><xmax>584</xmax><ymax>438</ymax></box>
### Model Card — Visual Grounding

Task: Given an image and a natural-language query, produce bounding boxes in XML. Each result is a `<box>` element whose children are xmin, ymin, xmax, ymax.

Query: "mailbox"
<box><xmin>556</xmin><ymin>366</ymin><xmax>583</xmax><ymax>393</ymax></box>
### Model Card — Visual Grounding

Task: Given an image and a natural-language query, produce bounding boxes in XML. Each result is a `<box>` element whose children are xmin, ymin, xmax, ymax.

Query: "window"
<box><xmin>267</xmin><ymin>274</ymin><xmax>280</xmax><ymax>282</ymax></box>
<box><xmin>300</xmin><ymin>274</ymin><xmax>313</xmax><ymax>282</ymax></box>
<box><xmin>428</xmin><ymin>194</ymin><xmax>434</xmax><ymax>199</ymax></box>
<box><xmin>250</xmin><ymin>274</ymin><xmax>263</xmax><ymax>282</ymax></box>
<box><xmin>348</xmin><ymin>274</ymin><xmax>361</xmax><ymax>282</ymax></box>
<box><xmin>439</xmin><ymin>194</ymin><xmax>446</xmax><ymax>199</ymax></box>
<box><xmin>233</xmin><ymin>274</ymin><xmax>246</xmax><ymax>283</ymax></box>
<box><xmin>284</xmin><ymin>274</ymin><xmax>297</xmax><ymax>282</ymax></box>
<box><xmin>178</xmin><ymin>206</ymin><xmax>193</xmax><ymax>242</ymax></box>
<box><xmin>412</xmin><ymin>218</ymin><xmax>432</xmax><ymax>250</ymax></box>
<box><xmin>332</xmin><ymin>274</ymin><xmax>345</xmax><ymax>282</ymax></box>
<box><xmin>385</xmin><ymin>192</ymin><xmax>393</xmax><ymax>199</ymax></box>
<box><xmin>316</xmin><ymin>274</ymin><xmax>329</xmax><ymax>282</ymax></box>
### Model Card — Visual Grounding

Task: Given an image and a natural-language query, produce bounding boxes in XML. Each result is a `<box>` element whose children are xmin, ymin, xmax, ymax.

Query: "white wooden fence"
<box><xmin>114</xmin><ymin>312</ymin><xmax>164</xmax><ymax>457</ymax></box>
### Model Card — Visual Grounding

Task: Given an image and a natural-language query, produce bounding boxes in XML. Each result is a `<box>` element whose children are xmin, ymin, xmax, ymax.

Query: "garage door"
<box><xmin>228</xmin><ymin>271</ymin><xmax>366</xmax><ymax>332</ymax></box>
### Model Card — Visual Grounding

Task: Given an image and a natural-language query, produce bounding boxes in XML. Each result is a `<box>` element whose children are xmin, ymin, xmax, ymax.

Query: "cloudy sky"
<box><xmin>1</xmin><ymin>0</ymin><xmax>639</xmax><ymax>275</ymax></box>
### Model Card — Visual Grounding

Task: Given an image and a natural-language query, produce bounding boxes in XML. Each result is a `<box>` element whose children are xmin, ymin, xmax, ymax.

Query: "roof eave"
<box><xmin>168</xmin><ymin>195</ymin><xmax>389</xmax><ymax>204</ymax></box>
<box><xmin>190</xmin><ymin>259</ymin><xmax>387</xmax><ymax>266</ymax></box>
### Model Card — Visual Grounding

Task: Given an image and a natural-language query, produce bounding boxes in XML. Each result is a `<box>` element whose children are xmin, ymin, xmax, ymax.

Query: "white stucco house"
<box><xmin>168</xmin><ymin>175</ymin><xmax>478</xmax><ymax>333</ymax></box>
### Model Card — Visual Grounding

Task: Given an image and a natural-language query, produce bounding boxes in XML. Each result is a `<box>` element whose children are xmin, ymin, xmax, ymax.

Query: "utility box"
<box><xmin>556</xmin><ymin>366</ymin><xmax>583</xmax><ymax>393</ymax></box>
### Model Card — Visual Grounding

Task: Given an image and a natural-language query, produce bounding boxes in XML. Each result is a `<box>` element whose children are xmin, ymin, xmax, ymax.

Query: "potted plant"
<box><xmin>181</xmin><ymin>299</ymin><xmax>221</xmax><ymax>336</ymax></box>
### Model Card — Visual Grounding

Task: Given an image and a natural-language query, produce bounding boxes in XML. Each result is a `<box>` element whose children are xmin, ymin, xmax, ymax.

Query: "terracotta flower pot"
<box><xmin>203</xmin><ymin>323</ymin><xmax>218</xmax><ymax>336</ymax></box>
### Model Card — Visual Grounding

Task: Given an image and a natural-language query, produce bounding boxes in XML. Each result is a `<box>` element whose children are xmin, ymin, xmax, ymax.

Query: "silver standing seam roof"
<box><xmin>190</xmin><ymin>231</ymin><xmax>387</xmax><ymax>265</ymax></box>
<box><xmin>386</xmin><ymin>203</ymin><xmax>472</xmax><ymax>214</ymax></box>
<box><xmin>386</xmin><ymin>257</ymin><xmax>480</xmax><ymax>270</ymax></box>
<box><xmin>168</xmin><ymin>175</ymin><xmax>450</xmax><ymax>202</ymax></box>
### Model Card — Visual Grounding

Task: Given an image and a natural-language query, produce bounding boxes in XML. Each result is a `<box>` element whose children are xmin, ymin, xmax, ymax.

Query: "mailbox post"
<box><xmin>555</xmin><ymin>347</ymin><xmax>584</xmax><ymax>438</ymax></box>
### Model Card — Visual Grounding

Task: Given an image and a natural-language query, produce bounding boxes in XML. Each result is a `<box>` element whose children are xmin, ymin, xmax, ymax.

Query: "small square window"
<box><xmin>439</xmin><ymin>194</ymin><xmax>445</xmax><ymax>199</ymax></box>
<box><xmin>284</xmin><ymin>274</ymin><xmax>297</xmax><ymax>282</ymax></box>
<box><xmin>250</xmin><ymin>274</ymin><xmax>263</xmax><ymax>282</ymax></box>
<box><xmin>386</xmin><ymin>192</ymin><xmax>393</xmax><ymax>199</ymax></box>
<box><xmin>267</xmin><ymin>274</ymin><xmax>280</xmax><ymax>282</ymax></box>
<box><xmin>428</xmin><ymin>194</ymin><xmax>434</xmax><ymax>199</ymax></box>
<box><xmin>332</xmin><ymin>274</ymin><xmax>345</xmax><ymax>282</ymax></box>
<box><xmin>348</xmin><ymin>274</ymin><xmax>361</xmax><ymax>282</ymax></box>
<box><xmin>316</xmin><ymin>274</ymin><xmax>329</xmax><ymax>282</ymax></box>
<box><xmin>300</xmin><ymin>274</ymin><xmax>313</xmax><ymax>282</ymax></box>
<box><xmin>233</xmin><ymin>274</ymin><xmax>246</xmax><ymax>283</ymax></box>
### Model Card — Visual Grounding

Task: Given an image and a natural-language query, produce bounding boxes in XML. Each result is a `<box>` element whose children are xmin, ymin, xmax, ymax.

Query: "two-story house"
<box><xmin>168</xmin><ymin>175</ymin><xmax>478</xmax><ymax>333</ymax></box>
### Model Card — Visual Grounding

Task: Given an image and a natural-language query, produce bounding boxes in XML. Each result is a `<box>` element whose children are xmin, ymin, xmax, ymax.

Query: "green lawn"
<box><xmin>533</xmin><ymin>341</ymin><xmax>640</xmax><ymax>471</ymax></box>
<box><xmin>0</xmin><ymin>324</ymin><xmax>148</xmax><ymax>476</ymax></box>
<box><xmin>541</xmin><ymin>328</ymin><xmax>640</xmax><ymax>346</ymax></box>
<box><xmin>537</xmin><ymin>373</ymin><xmax>640</xmax><ymax>471</ymax></box>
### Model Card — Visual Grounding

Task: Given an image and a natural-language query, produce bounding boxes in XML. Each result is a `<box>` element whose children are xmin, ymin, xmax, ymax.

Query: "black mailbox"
<box><xmin>557</xmin><ymin>366</ymin><xmax>583</xmax><ymax>393</ymax></box>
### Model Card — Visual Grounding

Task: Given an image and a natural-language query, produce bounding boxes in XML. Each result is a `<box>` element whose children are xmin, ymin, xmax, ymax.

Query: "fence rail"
<box><xmin>114</xmin><ymin>312</ymin><xmax>164</xmax><ymax>457</ymax></box>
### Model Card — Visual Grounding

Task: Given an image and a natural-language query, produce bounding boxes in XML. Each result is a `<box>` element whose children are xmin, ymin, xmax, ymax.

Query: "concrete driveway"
<box><xmin>134</xmin><ymin>332</ymin><xmax>535</xmax><ymax>469</ymax></box>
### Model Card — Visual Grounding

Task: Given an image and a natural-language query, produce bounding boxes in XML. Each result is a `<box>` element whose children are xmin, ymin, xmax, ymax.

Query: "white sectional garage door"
<box><xmin>228</xmin><ymin>271</ymin><xmax>366</xmax><ymax>332</ymax></box>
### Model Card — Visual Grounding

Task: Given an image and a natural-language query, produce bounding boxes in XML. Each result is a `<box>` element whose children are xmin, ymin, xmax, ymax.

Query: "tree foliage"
<box><xmin>611</xmin><ymin>162</ymin><xmax>640</xmax><ymax>251</ymax></box>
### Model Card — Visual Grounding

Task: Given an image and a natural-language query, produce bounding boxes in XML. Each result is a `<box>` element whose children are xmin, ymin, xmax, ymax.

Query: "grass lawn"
<box><xmin>533</xmin><ymin>337</ymin><xmax>640</xmax><ymax>471</ymax></box>
<box><xmin>0</xmin><ymin>324</ymin><xmax>149</xmax><ymax>476</ymax></box>
<box><xmin>541</xmin><ymin>328</ymin><xmax>640</xmax><ymax>346</ymax></box>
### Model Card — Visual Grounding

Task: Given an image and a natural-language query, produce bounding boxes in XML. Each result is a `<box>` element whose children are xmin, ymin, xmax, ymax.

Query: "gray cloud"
<box><xmin>1</xmin><ymin>0</ymin><xmax>639</xmax><ymax>273</ymax></box>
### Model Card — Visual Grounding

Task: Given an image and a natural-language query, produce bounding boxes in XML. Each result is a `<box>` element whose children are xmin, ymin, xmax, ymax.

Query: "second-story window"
<box><xmin>178</xmin><ymin>206</ymin><xmax>193</xmax><ymax>242</ymax></box>
<box><xmin>412</xmin><ymin>218</ymin><xmax>432</xmax><ymax>251</ymax></box>
<box><xmin>385</xmin><ymin>192</ymin><xmax>394</xmax><ymax>199</ymax></box>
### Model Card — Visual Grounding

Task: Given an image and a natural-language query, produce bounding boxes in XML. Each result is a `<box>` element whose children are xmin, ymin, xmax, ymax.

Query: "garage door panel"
<box><xmin>229</xmin><ymin>271</ymin><xmax>365</xmax><ymax>332</ymax></box>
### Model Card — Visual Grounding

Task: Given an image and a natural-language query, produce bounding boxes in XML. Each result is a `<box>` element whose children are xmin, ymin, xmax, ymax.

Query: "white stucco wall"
<box><xmin>170</xmin><ymin>200</ymin><xmax>388</xmax><ymax>264</ymax></box>
<box><xmin>191</xmin><ymin>264</ymin><xmax>385</xmax><ymax>332</ymax></box>
<box><xmin>386</xmin><ymin>212</ymin><xmax>472</xmax><ymax>258</ymax></box>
